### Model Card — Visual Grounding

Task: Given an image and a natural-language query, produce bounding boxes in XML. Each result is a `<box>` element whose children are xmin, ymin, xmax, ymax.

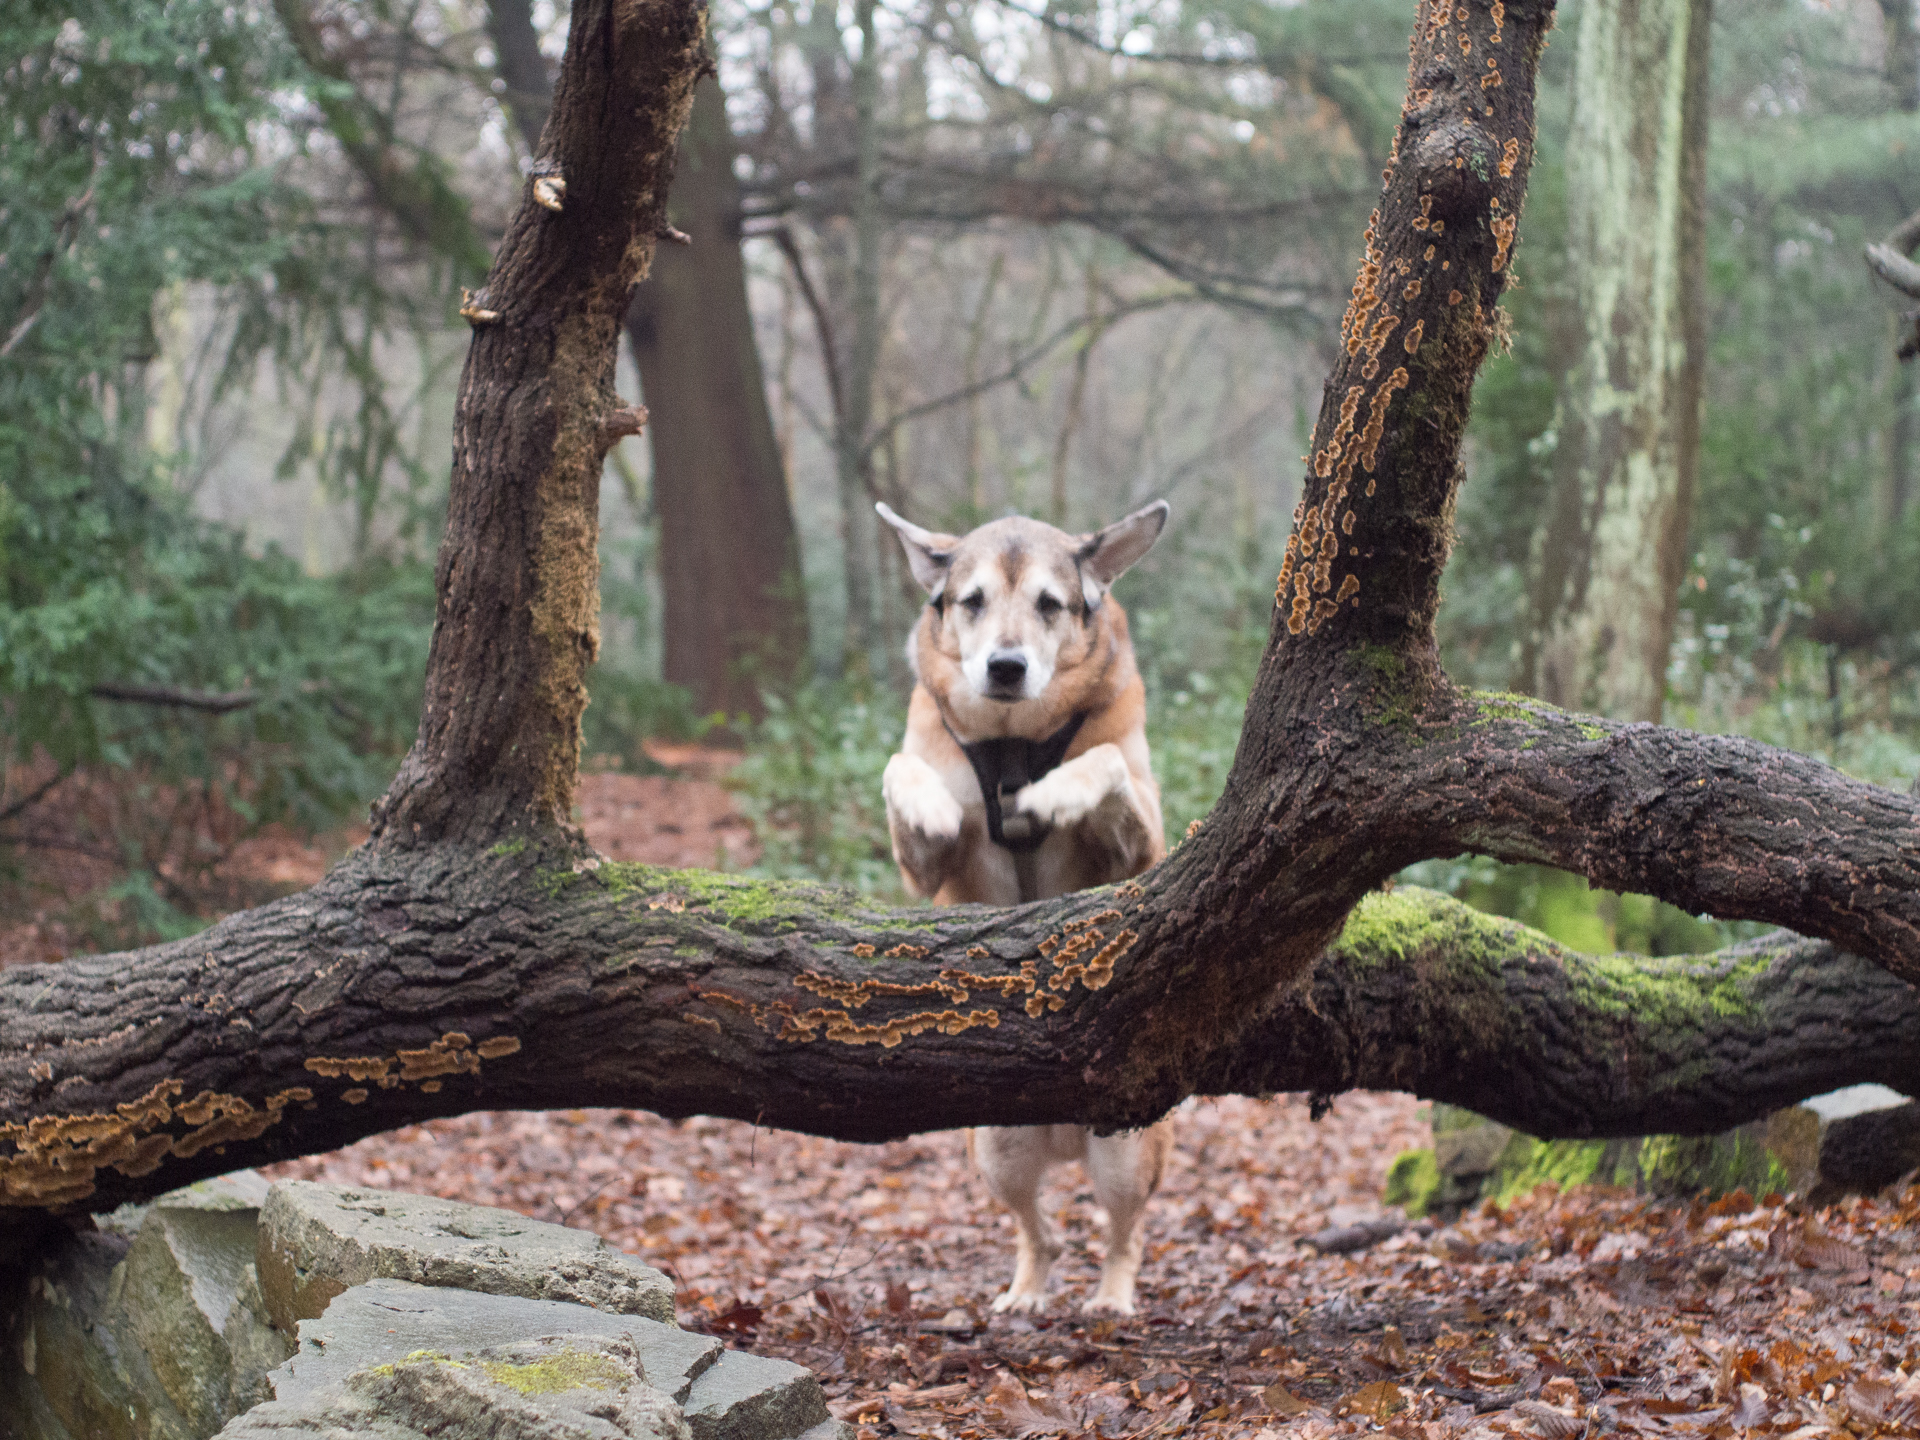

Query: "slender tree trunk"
<box><xmin>485</xmin><ymin>0</ymin><xmax>552</xmax><ymax>147</ymax></box>
<box><xmin>1895</xmin><ymin>365</ymin><xmax>1915</xmax><ymax>522</ymax></box>
<box><xmin>832</xmin><ymin>0</ymin><xmax>883</xmax><ymax>674</ymax></box>
<box><xmin>1516</xmin><ymin>0</ymin><xmax>1711</xmax><ymax>723</ymax></box>
<box><xmin>1050</xmin><ymin>259</ymin><xmax>1104</xmax><ymax>527</ymax></box>
<box><xmin>1884</xmin><ymin>0</ymin><xmax>1919</xmax><ymax>111</ymax></box>
<box><xmin>963</xmin><ymin>254</ymin><xmax>1003</xmax><ymax>518</ymax></box>
<box><xmin>627</xmin><ymin>79</ymin><xmax>811</xmax><ymax>719</ymax></box>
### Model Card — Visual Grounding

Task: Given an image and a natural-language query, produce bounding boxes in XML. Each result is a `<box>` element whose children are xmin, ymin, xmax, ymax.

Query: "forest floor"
<box><xmin>10</xmin><ymin>761</ymin><xmax>1920</xmax><ymax>1437</ymax></box>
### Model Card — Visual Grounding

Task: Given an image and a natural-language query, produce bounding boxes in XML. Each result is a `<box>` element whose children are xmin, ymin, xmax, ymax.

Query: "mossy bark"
<box><xmin>1515</xmin><ymin>0</ymin><xmax>1711</xmax><ymax>721</ymax></box>
<box><xmin>8</xmin><ymin>864</ymin><xmax>1920</xmax><ymax>1218</ymax></box>
<box><xmin>9</xmin><ymin>0</ymin><xmax>1920</xmax><ymax>1224</ymax></box>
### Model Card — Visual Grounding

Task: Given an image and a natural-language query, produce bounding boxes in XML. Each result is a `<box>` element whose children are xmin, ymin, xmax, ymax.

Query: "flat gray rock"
<box><xmin>221</xmin><ymin>1334</ymin><xmax>687</xmax><ymax>1440</ymax></box>
<box><xmin>267</xmin><ymin>1279</ymin><xmax>719</xmax><ymax>1409</ymax></box>
<box><xmin>257</xmin><ymin>1182</ymin><xmax>674</xmax><ymax>1333</ymax></box>
<box><xmin>681</xmin><ymin>1350</ymin><xmax>833</xmax><ymax>1440</ymax></box>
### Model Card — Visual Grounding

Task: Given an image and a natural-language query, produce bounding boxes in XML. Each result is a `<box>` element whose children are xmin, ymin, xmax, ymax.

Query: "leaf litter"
<box><xmin>264</xmin><ymin>1090</ymin><xmax>1920</xmax><ymax>1440</ymax></box>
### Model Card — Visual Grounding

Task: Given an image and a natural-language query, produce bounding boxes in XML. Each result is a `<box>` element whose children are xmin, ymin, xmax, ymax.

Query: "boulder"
<box><xmin>0</xmin><ymin>1170</ymin><xmax>290</xmax><ymax>1440</ymax></box>
<box><xmin>257</xmin><ymin>1182</ymin><xmax>674</xmax><ymax>1334</ymax></box>
<box><xmin>3</xmin><ymin>1175</ymin><xmax>845</xmax><ymax>1440</ymax></box>
<box><xmin>125</xmin><ymin>1188</ymin><xmax>292</xmax><ymax>1431</ymax></box>
<box><xmin>681</xmin><ymin>1350</ymin><xmax>836</xmax><ymax>1440</ymax></box>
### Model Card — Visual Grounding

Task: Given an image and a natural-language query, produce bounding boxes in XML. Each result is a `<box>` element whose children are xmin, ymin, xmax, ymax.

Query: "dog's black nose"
<box><xmin>986</xmin><ymin>651</ymin><xmax>1028</xmax><ymax>690</ymax></box>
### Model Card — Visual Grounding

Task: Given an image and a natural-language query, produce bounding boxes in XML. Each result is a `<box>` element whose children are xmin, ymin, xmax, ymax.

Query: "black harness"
<box><xmin>943</xmin><ymin>710</ymin><xmax>1088</xmax><ymax>853</ymax></box>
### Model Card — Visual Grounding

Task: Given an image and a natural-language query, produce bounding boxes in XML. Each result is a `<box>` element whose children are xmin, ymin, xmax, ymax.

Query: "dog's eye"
<box><xmin>960</xmin><ymin>591</ymin><xmax>985</xmax><ymax>615</ymax></box>
<box><xmin>1036</xmin><ymin>593</ymin><xmax>1063</xmax><ymax>618</ymax></box>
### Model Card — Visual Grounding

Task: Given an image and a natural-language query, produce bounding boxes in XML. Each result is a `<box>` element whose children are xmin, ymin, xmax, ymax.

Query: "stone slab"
<box><xmin>221</xmin><ymin>1333</ymin><xmax>687</xmax><ymax>1439</ymax></box>
<box><xmin>681</xmin><ymin>1349</ymin><xmax>833</xmax><ymax>1440</ymax></box>
<box><xmin>267</xmin><ymin>1279</ymin><xmax>719</xmax><ymax>1409</ymax></box>
<box><xmin>258</xmin><ymin>1182</ymin><xmax>674</xmax><ymax>1334</ymax></box>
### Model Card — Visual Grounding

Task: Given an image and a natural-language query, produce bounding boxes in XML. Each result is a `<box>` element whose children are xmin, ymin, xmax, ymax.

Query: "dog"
<box><xmin>876</xmin><ymin>498</ymin><xmax>1175</xmax><ymax>1317</ymax></box>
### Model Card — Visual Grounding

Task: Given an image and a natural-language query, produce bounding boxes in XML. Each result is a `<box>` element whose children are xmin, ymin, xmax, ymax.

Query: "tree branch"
<box><xmin>90</xmin><ymin>683</ymin><xmax>260</xmax><ymax>715</ymax></box>
<box><xmin>7</xmin><ymin>851</ymin><xmax>1917</xmax><ymax>1215</ymax></box>
<box><xmin>273</xmin><ymin>0</ymin><xmax>494</xmax><ymax>278</ymax></box>
<box><xmin>0</xmin><ymin>178</ymin><xmax>94</xmax><ymax>360</ymax></box>
<box><xmin>1385</xmin><ymin>691</ymin><xmax>1920</xmax><ymax>987</ymax></box>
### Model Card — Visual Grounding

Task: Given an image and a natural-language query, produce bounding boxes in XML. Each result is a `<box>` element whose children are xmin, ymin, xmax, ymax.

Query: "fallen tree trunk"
<box><xmin>7</xmin><ymin>0</ymin><xmax>1920</xmax><ymax>1222</ymax></box>
<box><xmin>8</xmin><ymin>852</ymin><xmax>1920</xmax><ymax>1214</ymax></box>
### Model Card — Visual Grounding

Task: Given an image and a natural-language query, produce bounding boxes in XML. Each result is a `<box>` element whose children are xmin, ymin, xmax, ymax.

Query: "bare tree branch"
<box><xmin>89</xmin><ymin>683</ymin><xmax>260</xmax><ymax>715</ymax></box>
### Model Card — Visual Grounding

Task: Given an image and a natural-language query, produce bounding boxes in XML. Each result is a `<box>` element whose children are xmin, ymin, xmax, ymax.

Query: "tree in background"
<box><xmin>1515</xmin><ymin>0</ymin><xmax>1712</xmax><ymax>723</ymax></box>
<box><xmin>627</xmin><ymin>79</ymin><xmax>812</xmax><ymax>720</ymax></box>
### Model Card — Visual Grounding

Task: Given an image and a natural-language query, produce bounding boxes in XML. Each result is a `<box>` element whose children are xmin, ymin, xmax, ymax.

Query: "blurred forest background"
<box><xmin>7</xmin><ymin>0</ymin><xmax>1920</xmax><ymax>960</ymax></box>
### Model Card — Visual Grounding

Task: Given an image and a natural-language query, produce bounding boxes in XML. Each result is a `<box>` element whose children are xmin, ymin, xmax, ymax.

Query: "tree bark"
<box><xmin>9</xmin><ymin>847</ymin><xmax>1920</xmax><ymax>1215</ymax></box>
<box><xmin>1515</xmin><ymin>0</ymin><xmax>1710</xmax><ymax>722</ymax></box>
<box><xmin>368</xmin><ymin>0</ymin><xmax>707</xmax><ymax>847</ymax></box>
<box><xmin>626</xmin><ymin>78</ymin><xmax>812</xmax><ymax>718</ymax></box>
<box><xmin>10</xmin><ymin>0</ymin><xmax>1920</xmax><ymax>1227</ymax></box>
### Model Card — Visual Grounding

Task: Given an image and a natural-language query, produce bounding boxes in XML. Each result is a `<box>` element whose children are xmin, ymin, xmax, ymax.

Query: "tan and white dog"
<box><xmin>876</xmin><ymin>499</ymin><xmax>1175</xmax><ymax>1317</ymax></box>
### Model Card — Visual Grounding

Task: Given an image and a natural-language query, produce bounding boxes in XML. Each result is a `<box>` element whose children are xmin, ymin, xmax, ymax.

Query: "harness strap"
<box><xmin>941</xmin><ymin>710</ymin><xmax>1089</xmax><ymax>853</ymax></box>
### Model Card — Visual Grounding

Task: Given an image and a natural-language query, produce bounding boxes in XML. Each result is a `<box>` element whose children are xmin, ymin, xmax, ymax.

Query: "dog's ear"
<box><xmin>1077</xmin><ymin>500</ymin><xmax>1169</xmax><ymax>607</ymax></box>
<box><xmin>876</xmin><ymin>503</ymin><xmax>961</xmax><ymax>597</ymax></box>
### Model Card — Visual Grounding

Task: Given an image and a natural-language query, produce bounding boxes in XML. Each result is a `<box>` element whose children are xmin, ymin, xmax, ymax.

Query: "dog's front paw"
<box><xmin>1081</xmin><ymin>1292</ymin><xmax>1136</xmax><ymax>1318</ymax></box>
<box><xmin>1015</xmin><ymin>743</ymin><xmax>1132</xmax><ymax>832</ymax></box>
<box><xmin>884</xmin><ymin>753</ymin><xmax>964</xmax><ymax>895</ymax></box>
<box><xmin>991</xmin><ymin>1288</ymin><xmax>1047</xmax><ymax>1315</ymax></box>
<box><xmin>884</xmin><ymin>753</ymin><xmax>963</xmax><ymax>842</ymax></box>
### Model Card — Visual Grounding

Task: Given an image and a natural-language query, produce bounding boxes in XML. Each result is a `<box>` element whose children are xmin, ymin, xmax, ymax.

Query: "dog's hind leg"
<box><xmin>971</xmin><ymin>1126</ymin><xmax>1072</xmax><ymax>1313</ymax></box>
<box><xmin>1081</xmin><ymin>1120</ymin><xmax>1174</xmax><ymax>1317</ymax></box>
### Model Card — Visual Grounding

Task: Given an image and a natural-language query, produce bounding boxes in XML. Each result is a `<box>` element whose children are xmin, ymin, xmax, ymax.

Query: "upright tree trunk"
<box><xmin>485</xmin><ymin>0</ymin><xmax>553</xmax><ymax>146</ymax></box>
<box><xmin>485</xmin><ymin>5</ymin><xmax>807</xmax><ymax>720</ymax></box>
<box><xmin>1515</xmin><ymin>0</ymin><xmax>1711</xmax><ymax>723</ymax></box>
<box><xmin>627</xmin><ymin>79</ymin><xmax>811</xmax><ymax>719</ymax></box>
<box><xmin>369</xmin><ymin>0</ymin><xmax>702</xmax><ymax>848</ymax></box>
<box><xmin>1884</xmin><ymin>0</ymin><xmax>1919</xmax><ymax>112</ymax></box>
<box><xmin>832</xmin><ymin>0</ymin><xmax>883</xmax><ymax>674</ymax></box>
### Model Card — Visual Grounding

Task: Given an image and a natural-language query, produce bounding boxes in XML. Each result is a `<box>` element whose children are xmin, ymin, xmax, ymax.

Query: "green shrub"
<box><xmin>727</xmin><ymin>682</ymin><xmax>907</xmax><ymax>896</ymax></box>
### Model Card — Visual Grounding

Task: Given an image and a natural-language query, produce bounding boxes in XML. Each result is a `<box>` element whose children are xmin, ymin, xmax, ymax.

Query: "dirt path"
<box><xmin>0</xmin><ymin>763</ymin><xmax>752</xmax><ymax>965</ymax></box>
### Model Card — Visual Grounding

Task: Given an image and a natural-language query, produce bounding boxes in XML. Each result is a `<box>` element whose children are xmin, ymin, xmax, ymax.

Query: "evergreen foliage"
<box><xmin>0</xmin><ymin>0</ymin><xmax>433</xmax><ymax>933</ymax></box>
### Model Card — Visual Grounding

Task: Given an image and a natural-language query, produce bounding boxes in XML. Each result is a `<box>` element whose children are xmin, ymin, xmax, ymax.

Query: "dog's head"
<box><xmin>876</xmin><ymin>500</ymin><xmax>1168</xmax><ymax>706</ymax></box>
